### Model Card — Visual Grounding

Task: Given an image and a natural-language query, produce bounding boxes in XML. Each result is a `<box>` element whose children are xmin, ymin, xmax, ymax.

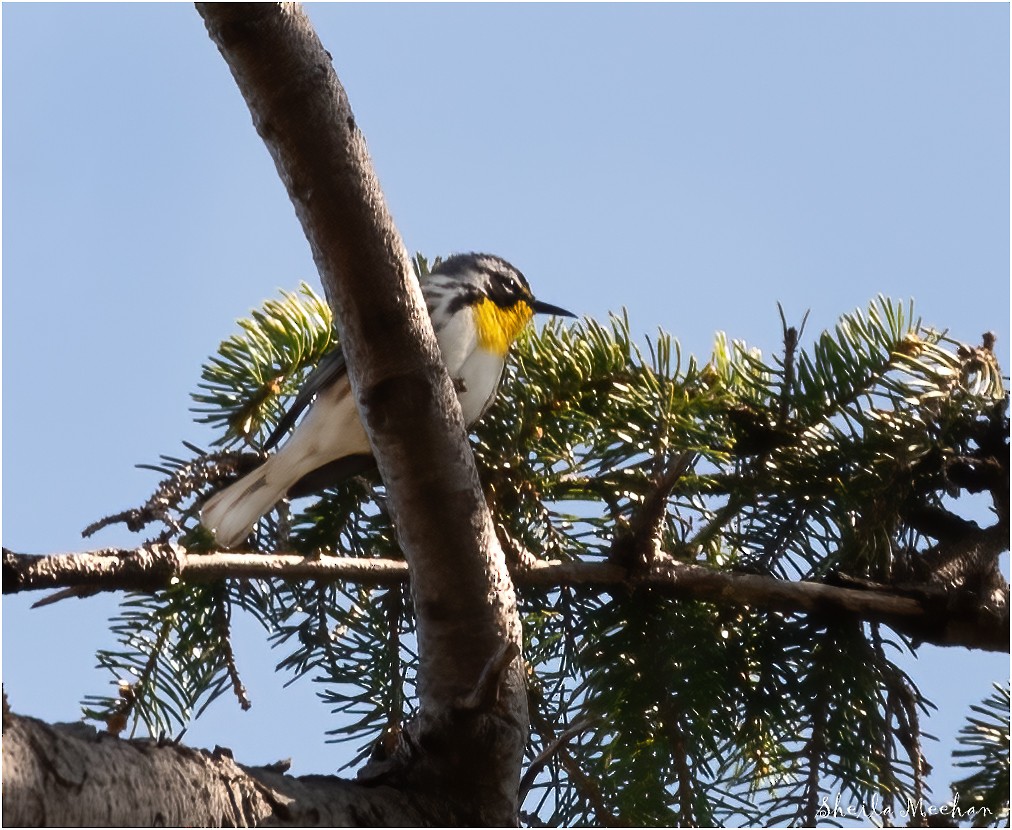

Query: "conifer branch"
<box><xmin>5</xmin><ymin>546</ymin><xmax>1006</xmax><ymax>651</ymax></box>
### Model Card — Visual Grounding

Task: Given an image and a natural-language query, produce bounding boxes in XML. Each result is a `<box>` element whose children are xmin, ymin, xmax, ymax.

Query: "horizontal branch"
<box><xmin>3</xmin><ymin>545</ymin><xmax>1007</xmax><ymax>652</ymax></box>
<box><xmin>2</xmin><ymin>546</ymin><xmax>409</xmax><ymax>594</ymax></box>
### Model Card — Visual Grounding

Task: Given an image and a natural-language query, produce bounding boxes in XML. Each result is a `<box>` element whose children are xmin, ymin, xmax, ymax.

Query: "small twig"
<box><xmin>82</xmin><ymin>449</ymin><xmax>258</xmax><ymax>540</ymax></box>
<box><xmin>659</xmin><ymin>700</ymin><xmax>694</xmax><ymax>820</ymax></box>
<box><xmin>527</xmin><ymin>708</ymin><xmax>623</xmax><ymax>826</ymax></box>
<box><xmin>494</xmin><ymin>521</ymin><xmax>538</xmax><ymax>571</ymax></box>
<box><xmin>124</xmin><ymin>615</ymin><xmax>175</xmax><ymax>739</ymax></box>
<box><xmin>213</xmin><ymin>590</ymin><xmax>252</xmax><ymax>712</ymax></box>
<box><xmin>456</xmin><ymin>641</ymin><xmax>521</xmax><ymax>712</ymax></box>
<box><xmin>687</xmin><ymin>495</ymin><xmax>744</xmax><ymax>553</ymax></box>
<box><xmin>874</xmin><ymin>625</ymin><xmax>927</xmax><ymax>815</ymax></box>
<box><xmin>30</xmin><ymin>585</ymin><xmax>102</xmax><ymax>609</ymax></box>
<box><xmin>518</xmin><ymin>717</ymin><xmax>596</xmax><ymax>800</ymax></box>
<box><xmin>384</xmin><ymin>585</ymin><xmax>404</xmax><ymax>729</ymax></box>
<box><xmin>776</xmin><ymin>303</ymin><xmax>810</xmax><ymax>427</ymax></box>
<box><xmin>802</xmin><ymin>684</ymin><xmax>829</xmax><ymax>827</ymax></box>
<box><xmin>555</xmin><ymin>746</ymin><xmax>621</xmax><ymax>827</ymax></box>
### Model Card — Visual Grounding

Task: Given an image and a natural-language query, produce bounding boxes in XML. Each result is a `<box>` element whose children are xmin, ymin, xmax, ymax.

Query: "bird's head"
<box><xmin>431</xmin><ymin>253</ymin><xmax>575</xmax><ymax>356</ymax></box>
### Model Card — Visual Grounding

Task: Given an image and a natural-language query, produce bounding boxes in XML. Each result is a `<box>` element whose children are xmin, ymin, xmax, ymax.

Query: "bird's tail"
<box><xmin>201</xmin><ymin>373</ymin><xmax>369</xmax><ymax>548</ymax></box>
<box><xmin>200</xmin><ymin>453</ymin><xmax>294</xmax><ymax>549</ymax></box>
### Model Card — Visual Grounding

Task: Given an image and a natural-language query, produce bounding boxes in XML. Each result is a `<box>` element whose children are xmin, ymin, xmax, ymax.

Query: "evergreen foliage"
<box><xmin>951</xmin><ymin>683</ymin><xmax>1011</xmax><ymax>827</ymax></box>
<box><xmin>84</xmin><ymin>267</ymin><xmax>1008</xmax><ymax>827</ymax></box>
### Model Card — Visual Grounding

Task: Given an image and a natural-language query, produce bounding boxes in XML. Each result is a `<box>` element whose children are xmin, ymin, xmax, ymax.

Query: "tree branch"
<box><xmin>5</xmin><ymin>545</ymin><xmax>1007</xmax><ymax>651</ymax></box>
<box><xmin>518</xmin><ymin>717</ymin><xmax>596</xmax><ymax>801</ymax></box>
<box><xmin>193</xmin><ymin>5</ymin><xmax>526</xmax><ymax>821</ymax></box>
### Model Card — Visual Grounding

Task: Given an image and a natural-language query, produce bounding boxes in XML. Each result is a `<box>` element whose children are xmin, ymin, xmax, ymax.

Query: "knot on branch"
<box><xmin>608</xmin><ymin>451</ymin><xmax>695</xmax><ymax>573</ymax></box>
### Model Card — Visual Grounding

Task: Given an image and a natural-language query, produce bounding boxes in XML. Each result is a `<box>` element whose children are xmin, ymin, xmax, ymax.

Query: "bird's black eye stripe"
<box><xmin>487</xmin><ymin>271</ymin><xmax>531</xmax><ymax>309</ymax></box>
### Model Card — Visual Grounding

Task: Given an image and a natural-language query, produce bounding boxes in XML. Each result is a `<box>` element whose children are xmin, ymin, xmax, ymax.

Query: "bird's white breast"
<box><xmin>455</xmin><ymin>345</ymin><xmax>506</xmax><ymax>424</ymax></box>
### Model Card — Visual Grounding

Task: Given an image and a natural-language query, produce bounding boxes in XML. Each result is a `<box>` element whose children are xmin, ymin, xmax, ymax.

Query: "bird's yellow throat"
<box><xmin>472</xmin><ymin>297</ymin><xmax>534</xmax><ymax>357</ymax></box>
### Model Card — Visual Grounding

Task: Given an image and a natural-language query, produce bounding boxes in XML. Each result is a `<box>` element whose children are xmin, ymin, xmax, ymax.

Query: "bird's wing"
<box><xmin>264</xmin><ymin>345</ymin><xmax>348</xmax><ymax>450</ymax></box>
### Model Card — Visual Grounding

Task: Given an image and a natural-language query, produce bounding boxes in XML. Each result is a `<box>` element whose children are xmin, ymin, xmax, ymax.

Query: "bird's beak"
<box><xmin>531</xmin><ymin>298</ymin><xmax>576</xmax><ymax>318</ymax></box>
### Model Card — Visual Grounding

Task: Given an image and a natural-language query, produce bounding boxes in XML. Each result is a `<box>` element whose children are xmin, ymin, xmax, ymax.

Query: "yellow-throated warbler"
<box><xmin>201</xmin><ymin>252</ymin><xmax>574</xmax><ymax>548</ymax></box>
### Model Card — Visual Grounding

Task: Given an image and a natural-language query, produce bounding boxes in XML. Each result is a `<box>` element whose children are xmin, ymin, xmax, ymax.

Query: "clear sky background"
<box><xmin>3</xmin><ymin>0</ymin><xmax>1009</xmax><ymax>809</ymax></box>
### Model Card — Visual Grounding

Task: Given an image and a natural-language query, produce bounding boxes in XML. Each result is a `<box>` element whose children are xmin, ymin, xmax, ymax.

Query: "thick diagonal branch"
<box><xmin>195</xmin><ymin>4</ymin><xmax>525</xmax><ymax>822</ymax></box>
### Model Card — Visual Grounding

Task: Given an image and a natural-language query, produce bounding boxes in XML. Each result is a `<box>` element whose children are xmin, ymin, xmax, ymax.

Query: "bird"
<box><xmin>200</xmin><ymin>252</ymin><xmax>575</xmax><ymax>548</ymax></box>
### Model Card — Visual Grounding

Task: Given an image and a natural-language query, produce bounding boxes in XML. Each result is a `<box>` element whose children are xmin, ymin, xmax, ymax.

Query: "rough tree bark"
<box><xmin>2</xmin><ymin>703</ymin><xmax>428</xmax><ymax>827</ymax></box>
<box><xmin>4</xmin><ymin>2</ymin><xmax>526</xmax><ymax>826</ymax></box>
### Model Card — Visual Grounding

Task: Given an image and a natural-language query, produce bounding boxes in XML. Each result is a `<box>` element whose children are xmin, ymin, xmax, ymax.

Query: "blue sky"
<box><xmin>3</xmin><ymin>1</ymin><xmax>1008</xmax><ymax>806</ymax></box>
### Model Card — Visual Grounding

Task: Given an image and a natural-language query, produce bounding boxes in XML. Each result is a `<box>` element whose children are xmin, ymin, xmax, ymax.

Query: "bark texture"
<box><xmin>2</xmin><ymin>708</ymin><xmax>424</xmax><ymax>827</ymax></box>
